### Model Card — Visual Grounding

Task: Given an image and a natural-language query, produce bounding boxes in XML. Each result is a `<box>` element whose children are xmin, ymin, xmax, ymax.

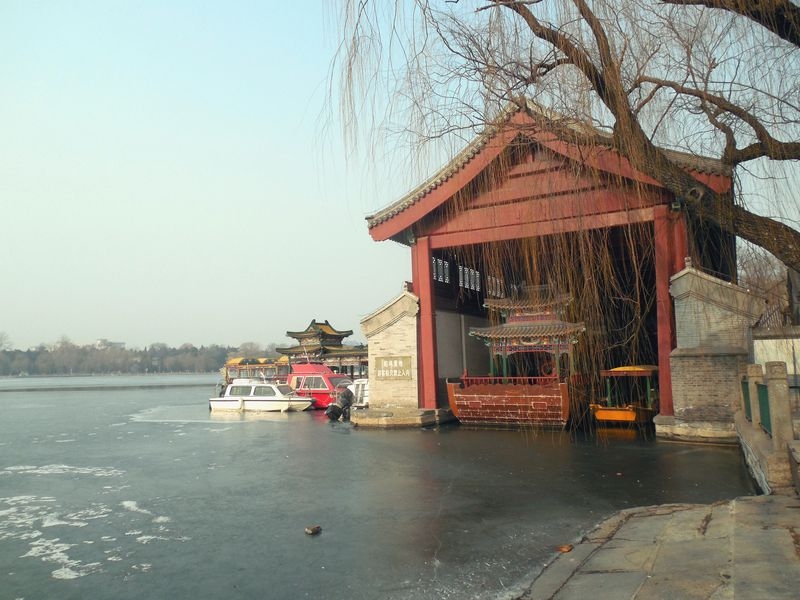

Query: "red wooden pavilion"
<box><xmin>366</xmin><ymin>103</ymin><xmax>733</xmax><ymax>418</ymax></box>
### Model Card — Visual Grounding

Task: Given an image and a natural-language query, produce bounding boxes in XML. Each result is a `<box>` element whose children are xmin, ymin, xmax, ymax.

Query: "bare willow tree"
<box><xmin>336</xmin><ymin>0</ymin><xmax>800</xmax><ymax>269</ymax></box>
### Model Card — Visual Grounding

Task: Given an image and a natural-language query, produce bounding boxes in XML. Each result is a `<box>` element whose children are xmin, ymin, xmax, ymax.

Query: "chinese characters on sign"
<box><xmin>376</xmin><ymin>356</ymin><xmax>412</xmax><ymax>380</ymax></box>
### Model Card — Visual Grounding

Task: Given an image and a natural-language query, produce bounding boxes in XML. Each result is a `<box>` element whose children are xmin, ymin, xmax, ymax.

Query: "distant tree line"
<box><xmin>0</xmin><ymin>335</ymin><xmax>281</xmax><ymax>376</ymax></box>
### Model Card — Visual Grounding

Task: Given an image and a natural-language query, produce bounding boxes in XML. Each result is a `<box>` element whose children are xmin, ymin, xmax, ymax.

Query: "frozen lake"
<box><xmin>0</xmin><ymin>375</ymin><xmax>756</xmax><ymax>599</ymax></box>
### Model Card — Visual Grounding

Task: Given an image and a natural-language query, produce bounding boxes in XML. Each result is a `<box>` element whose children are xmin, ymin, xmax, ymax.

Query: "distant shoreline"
<box><xmin>0</xmin><ymin>372</ymin><xmax>217</xmax><ymax>393</ymax></box>
<box><xmin>0</xmin><ymin>382</ymin><xmax>213</xmax><ymax>393</ymax></box>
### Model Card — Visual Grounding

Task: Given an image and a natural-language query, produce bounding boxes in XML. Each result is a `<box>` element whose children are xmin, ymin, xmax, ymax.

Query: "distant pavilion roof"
<box><xmin>277</xmin><ymin>319</ymin><xmax>364</xmax><ymax>364</ymax></box>
<box><xmin>275</xmin><ymin>343</ymin><xmax>366</xmax><ymax>356</ymax></box>
<box><xmin>285</xmin><ymin>319</ymin><xmax>353</xmax><ymax>340</ymax></box>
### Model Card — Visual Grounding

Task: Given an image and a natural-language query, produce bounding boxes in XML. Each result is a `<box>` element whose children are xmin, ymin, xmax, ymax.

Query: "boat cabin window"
<box><xmin>229</xmin><ymin>385</ymin><xmax>252</xmax><ymax>396</ymax></box>
<box><xmin>253</xmin><ymin>386</ymin><xmax>276</xmax><ymax>397</ymax></box>
<box><xmin>276</xmin><ymin>385</ymin><xmax>295</xmax><ymax>396</ymax></box>
<box><xmin>301</xmin><ymin>376</ymin><xmax>325</xmax><ymax>390</ymax></box>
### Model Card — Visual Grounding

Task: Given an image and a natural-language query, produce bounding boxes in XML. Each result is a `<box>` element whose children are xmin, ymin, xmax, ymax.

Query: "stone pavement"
<box><xmin>515</xmin><ymin>494</ymin><xmax>800</xmax><ymax>600</ymax></box>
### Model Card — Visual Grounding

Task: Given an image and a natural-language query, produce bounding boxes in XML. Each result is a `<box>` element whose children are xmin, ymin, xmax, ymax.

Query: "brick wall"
<box><xmin>670</xmin><ymin>348</ymin><xmax>748</xmax><ymax>422</ymax></box>
<box><xmin>667</xmin><ymin>266</ymin><xmax>763</xmax><ymax>431</ymax></box>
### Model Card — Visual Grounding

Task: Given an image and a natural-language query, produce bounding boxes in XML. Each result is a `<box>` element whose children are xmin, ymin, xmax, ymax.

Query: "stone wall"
<box><xmin>360</xmin><ymin>290</ymin><xmax>419</xmax><ymax>409</ymax></box>
<box><xmin>670</xmin><ymin>348</ymin><xmax>746</xmax><ymax>423</ymax></box>
<box><xmin>658</xmin><ymin>262</ymin><xmax>764</xmax><ymax>442</ymax></box>
<box><xmin>735</xmin><ymin>362</ymin><xmax>798</xmax><ymax>494</ymax></box>
<box><xmin>670</xmin><ymin>262</ymin><xmax>764</xmax><ymax>350</ymax></box>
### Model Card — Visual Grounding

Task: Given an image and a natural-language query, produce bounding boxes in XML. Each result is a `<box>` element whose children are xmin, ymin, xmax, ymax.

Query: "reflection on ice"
<box><xmin>130</xmin><ymin>403</ymin><xmax>300</xmax><ymax>424</ymax></box>
<box><xmin>0</xmin><ymin>468</ymin><xmax>188</xmax><ymax>581</ymax></box>
<box><xmin>2</xmin><ymin>464</ymin><xmax>124</xmax><ymax>477</ymax></box>
<box><xmin>209</xmin><ymin>411</ymin><xmax>292</xmax><ymax>423</ymax></box>
<box><xmin>121</xmin><ymin>500</ymin><xmax>152</xmax><ymax>515</ymax></box>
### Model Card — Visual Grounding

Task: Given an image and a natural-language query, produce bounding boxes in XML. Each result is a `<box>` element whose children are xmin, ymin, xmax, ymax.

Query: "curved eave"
<box><xmin>469</xmin><ymin>321</ymin><xmax>586</xmax><ymax>341</ymax></box>
<box><xmin>484</xmin><ymin>293</ymin><xmax>572</xmax><ymax>312</ymax></box>
<box><xmin>285</xmin><ymin>332</ymin><xmax>352</xmax><ymax>340</ymax></box>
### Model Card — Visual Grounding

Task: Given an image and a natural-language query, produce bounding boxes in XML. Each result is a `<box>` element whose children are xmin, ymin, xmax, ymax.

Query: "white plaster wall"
<box><xmin>753</xmin><ymin>338</ymin><xmax>800</xmax><ymax>375</ymax></box>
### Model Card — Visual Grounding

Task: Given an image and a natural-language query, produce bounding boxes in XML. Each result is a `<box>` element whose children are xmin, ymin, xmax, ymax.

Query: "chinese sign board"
<box><xmin>376</xmin><ymin>356</ymin><xmax>412</xmax><ymax>380</ymax></box>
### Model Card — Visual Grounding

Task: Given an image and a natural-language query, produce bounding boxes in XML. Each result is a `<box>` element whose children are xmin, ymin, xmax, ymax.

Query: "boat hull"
<box><xmin>589</xmin><ymin>403</ymin><xmax>655</xmax><ymax>424</ymax></box>
<box><xmin>447</xmin><ymin>379</ymin><xmax>569</xmax><ymax>428</ymax></box>
<box><xmin>209</xmin><ymin>397</ymin><xmax>312</xmax><ymax>412</ymax></box>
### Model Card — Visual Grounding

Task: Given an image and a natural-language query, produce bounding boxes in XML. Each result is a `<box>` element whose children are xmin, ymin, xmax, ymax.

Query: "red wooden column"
<box><xmin>411</xmin><ymin>236</ymin><xmax>439</xmax><ymax>409</ymax></box>
<box><xmin>670</xmin><ymin>209</ymin><xmax>689</xmax><ymax>275</ymax></box>
<box><xmin>653</xmin><ymin>204</ymin><xmax>684</xmax><ymax>417</ymax></box>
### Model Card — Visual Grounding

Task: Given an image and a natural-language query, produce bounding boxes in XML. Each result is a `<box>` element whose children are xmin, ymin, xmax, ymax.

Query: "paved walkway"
<box><xmin>515</xmin><ymin>494</ymin><xmax>800</xmax><ymax>600</ymax></box>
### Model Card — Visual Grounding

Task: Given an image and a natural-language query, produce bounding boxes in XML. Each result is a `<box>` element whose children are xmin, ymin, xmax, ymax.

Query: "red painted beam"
<box><xmin>440</xmin><ymin>187</ymin><xmax>662</xmax><ymax>237</ymax></box>
<box><xmin>429</xmin><ymin>207</ymin><xmax>656</xmax><ymax>249</ymax></box>
<box><xmin>505</xmin><ymin>154</ymin><xmax>566</xmax><ymax>178</ymax></box>
<box><xmin>527</xmin><ymin>134</ymin><xmax>732</xmax><ymax>194</ymax></box>
<box><xmin>469</xmin><ymin>171</ymin><xmax>602</xmax><ymax>209</ymax></box>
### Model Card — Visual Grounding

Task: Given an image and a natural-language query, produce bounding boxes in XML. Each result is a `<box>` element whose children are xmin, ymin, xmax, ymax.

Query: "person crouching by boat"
<box><xmin>325</xmin><ymin>387</ymin><xmax>354</xmax><ymax>422</ymax></box>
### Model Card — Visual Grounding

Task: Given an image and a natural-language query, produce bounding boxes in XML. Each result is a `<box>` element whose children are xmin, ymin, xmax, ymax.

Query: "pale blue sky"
<box><xmin>0</xmin><ymin>2</ymin><xmax>412</xmax><ymax>350</ymax></box>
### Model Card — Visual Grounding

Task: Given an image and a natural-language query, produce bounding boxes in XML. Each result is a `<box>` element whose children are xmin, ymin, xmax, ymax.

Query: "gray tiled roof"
<box><xmin>484</xmin><ymin>292</ymin><xmax>572</xmax><ymax>312</ymax></box>
<box><xmin>469</xmin><ymin>320</ymin><xmax>586</xmax><ymax>341</ymax></box>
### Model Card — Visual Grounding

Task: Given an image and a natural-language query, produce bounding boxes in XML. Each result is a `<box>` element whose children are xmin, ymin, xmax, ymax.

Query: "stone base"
<box><xmin>790</xmin><ymin>441</ymin><xmax>800</xmax><ymax>495</ymax></box>
<box><xmin>350</xmin><ymin>407</ymin><xmax>456</xmax><ymax>429</ymax></box>
<box><xmin>654</xmin><ymin>414</ymin><xmax>738</xmax><ymax>444</ymax></box>
<box><xmin>731</xmin><ymin>411</ymin><xmax>795</xmax><ymax>494</ymax></box>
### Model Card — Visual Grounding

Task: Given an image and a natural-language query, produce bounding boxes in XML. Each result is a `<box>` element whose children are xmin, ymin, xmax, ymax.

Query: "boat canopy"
<box><xmin>600</xmin><ymin>365</ymin><xmax>658</xmax><ymax>377</ymax></box>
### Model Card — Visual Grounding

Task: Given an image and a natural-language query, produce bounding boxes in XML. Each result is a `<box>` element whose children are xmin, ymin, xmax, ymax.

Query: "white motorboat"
<box><xmin>209</xmin><ymin>379</ymin><xmax>313</xmax><ymax>412</ymax></box>
<box><xmin>348</xmin><ymin>378</ymin><xmax>369</xmax><ymax>408</ymax></box>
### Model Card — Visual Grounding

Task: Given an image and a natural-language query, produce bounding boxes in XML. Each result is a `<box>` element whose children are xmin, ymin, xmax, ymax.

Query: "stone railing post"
<box><xmin>746</xmin><ymin>363</ymin><xmax>763</xmax><ymax>429</ymax></box>
<box><xmin>765</xmin><ymin>362</ymin><xmax>795</xmax><ymax>451</ymax></box>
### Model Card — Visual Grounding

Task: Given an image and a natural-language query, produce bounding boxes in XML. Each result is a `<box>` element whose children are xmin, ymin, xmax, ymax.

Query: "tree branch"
<box><xmin>661</xmin><ymin>0</ymin><xmax>800</xmax><ymax>47</ymax></box>
<box><xmin>637</xmin><ymin>75</ymin><xmax>800</xmax><ymax>163</ymax></box>
<box><xmin>489</xmin><ymin>1</ymin><xmax>800</xmax><ymax>269</ymax></box>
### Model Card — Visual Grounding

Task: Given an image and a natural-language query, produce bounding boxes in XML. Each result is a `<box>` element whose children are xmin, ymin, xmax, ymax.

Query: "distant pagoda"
<box><xmin>275</xmin><ymin>319</ymin><xmax>367</xmax><ymax>376</ymax></box>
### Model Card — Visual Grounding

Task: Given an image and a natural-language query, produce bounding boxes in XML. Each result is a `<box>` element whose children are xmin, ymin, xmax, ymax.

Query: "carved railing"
<box><xmin>460</xmin><ymin>374</ymin><xmax>559</xmax><ymax>388</ymax></box>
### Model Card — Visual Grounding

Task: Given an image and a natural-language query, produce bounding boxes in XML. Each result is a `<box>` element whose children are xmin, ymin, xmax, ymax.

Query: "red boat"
<box><xmin>286</xmin><ymin>363</ymin><xmax>354</xmax><ymax>409</ymax></box>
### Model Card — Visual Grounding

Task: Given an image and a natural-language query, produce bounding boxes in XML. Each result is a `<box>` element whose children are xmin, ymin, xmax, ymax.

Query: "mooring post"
<box><xmin>765</xmin><ymin>362</ymin><xmax>795</xmax><ymax>452</ymax></box>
